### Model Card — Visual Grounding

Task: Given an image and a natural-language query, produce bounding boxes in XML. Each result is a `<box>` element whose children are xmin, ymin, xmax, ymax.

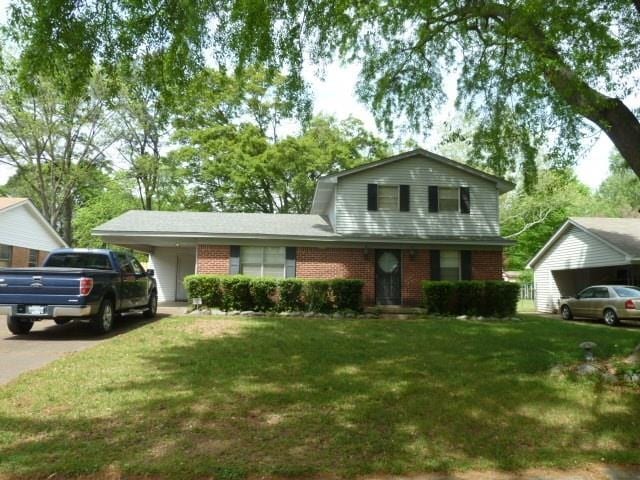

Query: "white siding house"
<box><xmin>528</xmin><ymin>218</ymin><xmax>640</xmax><ymax>313</ymax></box>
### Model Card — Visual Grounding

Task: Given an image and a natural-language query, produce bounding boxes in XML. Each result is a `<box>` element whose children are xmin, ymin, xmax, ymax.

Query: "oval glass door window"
<box><xmin>377</xmin><ymin>251</ymin><xmax>399</xmax><ymax>273</ymax></box>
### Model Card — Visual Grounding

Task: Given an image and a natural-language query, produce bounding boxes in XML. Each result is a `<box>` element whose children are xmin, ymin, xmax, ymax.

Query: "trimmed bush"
<box><xmin>251</xmin><ymin>278</ymin><xmax>278</xmax><ymax>311</ymax></box>
<box><xmin>331</xmin><ymin>279</ymin><xmax>364</xmax><ymax>312</ymax></box>
<box><xmin>183</xmin><ymin>275</ymin><xmax>223</xmax><ymax>309</ymax></box>
<box><xmin>278</xmin><ymin>279</ymin><xmax>306</xmax><ymax>311</ymax></box>
<box><xmin>183</xmin><ymin>275</ymin><xmax>365</xmax><ymax>313</ymax></box>
<box><xmin>304</xmin><ymin>280</ymin><xmax>333</xmax><ymax>313</ymax></box>
<box><xmin>422</xmin><ymin>280</ymin><xmax>519</xmax><ymax>317</ymax></box>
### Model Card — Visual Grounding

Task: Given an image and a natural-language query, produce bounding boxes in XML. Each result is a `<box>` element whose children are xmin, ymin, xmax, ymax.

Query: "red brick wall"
<box><xmin>196</xmin><ymin>245</ymin><xmax>230</xmax><ymax>274</ymax></box>
<box><xmin>471</xmin><ymin>250</ymin><xmax>503</xmax><ymax>280</ymax></box>
<box><xmin>297</xmin><ymin>247</ymin><xmax>376</xmax><ymax>305</ymax></box>
<box><xmin>401</xmin><ymin>249</ymin><xmax>431</xmax><ymax>306</ymax></box>
<box><xmin>38</xmin><ymin>250</ymin><xmax>49</xmax><ymax>266</ymax></box>
<box><xmin>10</xmin><ymin>247</ymin><xmax>28</xmax><ymax>268</ymax></box>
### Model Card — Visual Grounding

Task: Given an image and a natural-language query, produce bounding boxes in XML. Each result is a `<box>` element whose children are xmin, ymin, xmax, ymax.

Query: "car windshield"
<box><xmin>613</xmin><ymin>286</ymin><xmax>640</xmax><ymax>298</ymax></box>
<box><xmin>45</xmin><ymin>253</ymin><xmax>113</xmax><ymax>270</ymax></box>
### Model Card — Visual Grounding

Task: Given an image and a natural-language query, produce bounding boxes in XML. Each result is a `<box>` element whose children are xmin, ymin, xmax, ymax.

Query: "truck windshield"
<box><xmin>45</xmin><ymin>253</ymin><xmax>113</xmax><ymax>270</ymax></box>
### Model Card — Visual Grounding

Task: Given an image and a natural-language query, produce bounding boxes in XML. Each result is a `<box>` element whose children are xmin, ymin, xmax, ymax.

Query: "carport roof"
<box><xmin>527</xmin><ymin>217</ymin><xmax>640</xmax><ymax>268</ymax></box>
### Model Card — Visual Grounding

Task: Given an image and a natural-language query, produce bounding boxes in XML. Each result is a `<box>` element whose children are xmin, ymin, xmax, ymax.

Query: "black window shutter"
<box><xmin>285</xmin><ymin>247</ymin><xmax>296</xmax><ymax>278</ymax></box>
<box><xmin>428</xmin><ymin>186</ymin><xmax>439</xmax><ymax>212</ymax></box>
<box><xmin>367</xmin><ymin>184</ymin><xmax>378</xmax><ymax>211</ymax></box>
<box><xmin>460</xmin><ymin>187</ymin><xmax>471</xmax><ymax>214</ymax></box>
<box><xmin>461</xmin><ymin>250</ymin><xmax>472</xmax><ymax>280</ymax></box>
<box><xmin>430</xmin><ymin>250</ymin><xmax>441</xmax><ymax>280</ymax></box>
<box><xmin>229</xmin><ymin>245</ymin><xmax>240</xmax><ymax>274</ymax></box>
<box><xmin>399</xmin><ymin>185</ymin><xmax>410</xmax><ymax>211</ymax></box>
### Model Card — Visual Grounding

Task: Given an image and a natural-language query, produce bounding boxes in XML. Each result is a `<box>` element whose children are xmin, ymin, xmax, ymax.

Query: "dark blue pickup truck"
<box><xmin>0</xmin><ymin>248</ymin><xmax>157</xmax><ymax>335</ymax></box>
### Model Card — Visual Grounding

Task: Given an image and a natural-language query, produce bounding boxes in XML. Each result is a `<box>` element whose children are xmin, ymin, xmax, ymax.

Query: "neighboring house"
<box><xmin>0</xmin><ymin>197</ymin><xmax>67</xmax><ymax>268</ymax></box>
<box><xmin>527</xmin><ymin>217</ymin><xmax>640</xmax><ymax>313</ymax></box>
<box><xmin>94</xmin><ymin>149</ymin><xmax>514</xmax><ymax>305</ymax></box>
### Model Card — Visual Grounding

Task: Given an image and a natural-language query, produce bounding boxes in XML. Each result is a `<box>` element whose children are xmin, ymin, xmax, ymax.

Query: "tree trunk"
<box><xmin>62</xmin><ymin>196</ymin><xmax>73</xmax><ymax>246</ymax></box>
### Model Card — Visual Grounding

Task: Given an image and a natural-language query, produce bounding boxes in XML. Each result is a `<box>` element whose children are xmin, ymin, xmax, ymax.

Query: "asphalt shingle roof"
<box><xmin>571</xmin><ymin>217</ymin><xmax>640</xmax><ymax>258</ymax></box>
<box><xmin>94</xmin><ymin>210</ymin><xmax>338</xmax><ymax>238</ymax></box>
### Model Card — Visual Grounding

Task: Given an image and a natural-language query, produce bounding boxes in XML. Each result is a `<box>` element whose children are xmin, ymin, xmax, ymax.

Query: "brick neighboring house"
<box><xmin>94</xmin><ymin>149</ymin><xmax>514</xmax><ymax>305</ymax></box>
<box><xmin>0</xmin><ymin>198</ymin><xmax>67</xmax><ymax>268</ymax></box>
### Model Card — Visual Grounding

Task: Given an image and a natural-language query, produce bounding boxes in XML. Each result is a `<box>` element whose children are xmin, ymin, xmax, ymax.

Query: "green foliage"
<box><xmin>303</xmin><ymin>280</ymin><xmax>333</xmax><ymax>313</ymax></box>
<box><xmin>183</xmin><ymin>275</ymin><xmax>224</xmax><ymax>309</ymax></box>
<box><xmin>183</xmin><ymin>275</ymin><xmax>364</xmax><ymax>313</ymax></box>
<box><xmin>422</xmin><ymin>281</ymin><xmax>520</xmax><ymax>317</ymax></box>
<box><xmin>278</xmin><ymin>279</ymin><xmax>306</xmax><ymax>311</ymax></box>
<box><xmin>11</xmin><ymin>0</ymin><xmax>640</xmax><ymax>176</ymax></box>
<box><xmin>330</xmin><ymin>279</ymin><xmax>365</xmax><ymax>312</ymax></box>
<box><xmin>594</xmin><ymin>153</ymin><xmax>640</xmax><ymax>217</ymax></box>
<box><xmin>250</xmin><ymin>278</ymin><xmax>278</xmax><ymax>312</ymax></box>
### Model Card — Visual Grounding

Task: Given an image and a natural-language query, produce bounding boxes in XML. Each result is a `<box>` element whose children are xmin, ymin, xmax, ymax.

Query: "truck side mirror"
<box><xmin>147</xmin><ymin>269</ymin><xmax>155</xmax><ymax>277</ymax></box>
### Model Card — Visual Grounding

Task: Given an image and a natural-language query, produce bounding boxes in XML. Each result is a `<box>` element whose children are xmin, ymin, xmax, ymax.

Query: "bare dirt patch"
<box><xmin>186</xmin><ymin>318</ymin><xmax>246</xmax><ymax>338</ymax></box>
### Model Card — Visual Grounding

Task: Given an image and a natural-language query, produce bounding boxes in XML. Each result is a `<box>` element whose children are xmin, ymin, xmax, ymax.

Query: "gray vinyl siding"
<box><xmin>327</xmin><ymin>187</ymin><xmax>336</xmax><ymax>228</ymax></box>
<box><xmin>0</xmin><ymin>203</ymin><xmax>64</xmax><ymax>251</ymax></box>
<box><xmin>533</xmin><ymin>226</ymin><xmax>628</xmax><ymax>313</ymax></box>
<box><xmin>334</xmin><ymin>156</ymin><xmax>500</xmax><ymax>236</ymax></box>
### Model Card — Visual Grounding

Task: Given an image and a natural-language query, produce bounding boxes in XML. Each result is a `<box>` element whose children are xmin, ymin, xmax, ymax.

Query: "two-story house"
<box><xmin>94</xmin><ymin>149</ymin><xmax>514</xmax><ymax>305</ymax></box>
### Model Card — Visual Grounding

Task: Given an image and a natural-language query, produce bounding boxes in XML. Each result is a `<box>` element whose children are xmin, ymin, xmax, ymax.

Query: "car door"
<box><xmin>591</xmin><ymin>287</ymin><xmax>610</xmax><ymax>318</ymax></box>
<box><xmin>572</xmin><ymin>287</ymin><xmax>596</xmax><ymax>317</ymax></box>
<box><xmin>115</xmin><ymin>253</ymin><xmax>137</xmax><ymax>310</ymax></box>
<box><xmin>130</xmin><ymin>257</ymin><xmax>150</xmax><ymax>307</ymax></box>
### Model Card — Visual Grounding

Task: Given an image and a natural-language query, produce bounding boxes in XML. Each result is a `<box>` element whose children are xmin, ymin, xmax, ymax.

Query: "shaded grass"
<box><xmin>1</xmin><ymin>315</ymin><xmax>640</xmax><ymax>479</ymax></box>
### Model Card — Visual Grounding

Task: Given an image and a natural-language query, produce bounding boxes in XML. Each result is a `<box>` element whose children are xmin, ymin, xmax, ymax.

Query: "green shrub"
<box><xmin>421</xmin><ymin>280</ymin><xmax>519</xmax><ymax>317</ymax></box>
<box><xmin>278</xmin><ymin>279</ymin><xmax>306</xmax><ymax>311</ymax></box>
<box><xmin>304</xmin><ymin>280</ymin><xmax>333</xmax><ymax>313</ymax></box>
<box><xmin>251</xmin><ymin>278</ymin><xmax>278</xmax><ymax>311</ymax></box>
<box><xmin>221</xmin><ymin>276</ymin><xmax>253</xmax><ymax>311</ymax></box>
<box><xmin>331</xmin><ymin>279</ymin><xmax>364</xmax><ymax>312</ymax></box>
<box><xmin>183</xmin><ymin>275</ymin><xmax>223</xmax><ymax>308</ymax></box>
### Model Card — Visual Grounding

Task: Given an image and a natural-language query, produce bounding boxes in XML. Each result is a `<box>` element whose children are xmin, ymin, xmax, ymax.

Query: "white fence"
<box><xmin>520</xmin><ymin>283</ymin><xmax>535</xmax><ymax>300</ymax></box>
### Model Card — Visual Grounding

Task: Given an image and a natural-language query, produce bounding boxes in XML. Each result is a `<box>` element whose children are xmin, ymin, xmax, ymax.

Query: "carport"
<box><xmin>528</xmin><ymin>218</ymin><xmax>640</xmax><ymax>313</ymax></box>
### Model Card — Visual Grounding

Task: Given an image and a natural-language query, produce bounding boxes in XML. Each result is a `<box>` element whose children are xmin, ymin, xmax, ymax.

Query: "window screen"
<box><xmin>28</xmin><ymin>249</ymin><xmax>39</xmax><ymax>267</ymax></box>
<box><xmin>240</xmin><ymin>246</ymin><xmax>285</xmax><ymax>278</ymax></box>
<box><xmin>439</xmin><ymin>187</ymin><xmax>459</xmax><ymax>212</ymax></box>
<box><xmin>440</xmin><ymin>250</ymin><xmax>460</xmax><ymax>281</ymax></box>
<box><xmin>0</xmin><ymin>244</ymin><xmax>11</xmax><ymax>267</ymax></box>
<box><xmin>378</xmin><ymin>185</ymin><xmax>399</xmax><ymax>210</ymax></box>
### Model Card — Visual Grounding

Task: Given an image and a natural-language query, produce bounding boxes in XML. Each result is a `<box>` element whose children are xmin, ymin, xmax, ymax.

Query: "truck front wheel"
<box><xmin>91</xmin><ymin>299</ymin><xmax>115</xmax><ymax>334</ymax></box>
<box><xmin>7</xmin><ymin>316</ymin><xmax>34</xmax><ymax>335</ymax></box>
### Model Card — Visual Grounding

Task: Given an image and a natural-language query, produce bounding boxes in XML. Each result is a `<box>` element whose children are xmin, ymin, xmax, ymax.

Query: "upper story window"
<box><xmin>429</xmin><ymin>186</ymin><xmax>470</xmax><ymax>214</ymax></box>
<box><xmin>28</xmin><ymin>249</ymin><xmax>39</xmax><ymax>267</ymax></box>
<box><xmin>240</xmin><ymin>246</ymin><xmax>286</xmax><ymax>278</ymax></box>
<box><xmin>367</xmin><ymin>184</ymin><xmax>410</xmax><ymax>212</ymax></box>
<box><xmin>378</xmin><ymin>185</ymin><xmax>399</xmax><ymax>210</ymax></box>
<box><xmin>0</xmin><ymin>244</ymin><xmax>12</xmax><ymax>267</ymax></box>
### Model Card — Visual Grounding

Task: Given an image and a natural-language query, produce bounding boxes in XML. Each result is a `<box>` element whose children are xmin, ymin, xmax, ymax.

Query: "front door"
<box><xmin>175</xmin><ymin>255</ymin><xmax>195</xmax><ymax>301</ymax></box>
<box><xmin>376</xmin><ymin>250</ymin><xmax>401</xmax><ymax>305</ymax></box>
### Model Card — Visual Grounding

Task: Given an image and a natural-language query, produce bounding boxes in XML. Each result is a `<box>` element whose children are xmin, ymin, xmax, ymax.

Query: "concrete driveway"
<box><xmin>0</xmin><ymin>313</ymin><xmax>166</xmax><ymax>385</ymax></box>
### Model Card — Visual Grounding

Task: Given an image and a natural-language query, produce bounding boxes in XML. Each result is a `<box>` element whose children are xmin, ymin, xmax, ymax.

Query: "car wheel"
<box><xmin>143</xmin><ymin>291</ymin><xmax>158</xmax><ymax>319</ymax></box>
<box><xmin>7</xmin><ymin>316</ymin><xmax>33</xmax><ymax>335</ymax></box>
<box><xmin>560</xmin><ymin>305</ymin><xmax>573</xmax><ymax>320</ymax></box>
<box><xmin>603</xmin><ymin>308</ymin><xmax>620</xmax><ymax>326</ymax></box>
<box><xmin>54</xmin><ymin>318</ymin><xmax>71</xmax><ymax>325</ymax></box>
<box><xmin>91</xmin><ymin>299</ymin><xmax>115</xmax><ymax>334</ymax></box>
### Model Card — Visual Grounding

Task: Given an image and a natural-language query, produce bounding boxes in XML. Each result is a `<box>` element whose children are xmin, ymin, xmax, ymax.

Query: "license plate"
<box><xmin>27</xmin><ymin>305</ymin><xmax>46</xmax><ymax>315</ymax></box>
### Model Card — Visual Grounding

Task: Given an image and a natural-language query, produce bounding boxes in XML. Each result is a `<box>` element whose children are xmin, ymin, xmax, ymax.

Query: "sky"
<box><xmin>0</xmin><ymin>2</ymin><xmax>621</xmax><ymax>190</ymax></box>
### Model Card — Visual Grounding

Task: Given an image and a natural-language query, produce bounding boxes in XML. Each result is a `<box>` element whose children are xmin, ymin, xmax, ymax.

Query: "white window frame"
<box><xmin>240</xmin><ymin>246</ymin><xmax>286</xmax><ymax>278</ymax></box>
<box><xmin>28</xmin><ymin>249</ymin><xmax>39</xmax><ymax>267</ymax></box>
<box><xmin>438</xmin><ymin>187</ymin><xmax>460</xmax><ymax>212</ymax></box>
<box><xmin>378</xmin><ymin>185</ymin><xmax>399</xmax><ymax>211</ymax></box>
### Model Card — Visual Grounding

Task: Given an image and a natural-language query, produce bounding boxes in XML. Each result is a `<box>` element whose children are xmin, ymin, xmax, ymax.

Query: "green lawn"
<box><xmin>1</xmin><ymin>315</ymin><xmax>639</xmax><ymax>479</ymax></box>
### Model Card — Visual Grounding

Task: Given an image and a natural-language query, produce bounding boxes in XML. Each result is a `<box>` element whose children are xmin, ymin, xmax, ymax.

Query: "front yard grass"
<box><xmin>1</xmin><ymin>315</ymin><xmax>639</xmax><ymax>479</ymax></box>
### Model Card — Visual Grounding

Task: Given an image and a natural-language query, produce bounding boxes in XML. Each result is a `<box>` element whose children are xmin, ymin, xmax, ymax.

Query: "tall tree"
<box><xmin>175</xmin><ymin>115</ymin><xmax>389</xmax><ymax>213</ymax></box>
<box><xmin>594</xmin><ymin>153</ymin><xmax>640</xmax><ymax>217</ymax></box>
<box><xmin>8</xmin><ymin>1</ymin><xmax>640</xmax><ymax>181</ymax></box>
<box><xmin>0</xmin><ymin>68</ymin><xmax>114</xmax><ymax>243</ymax></box>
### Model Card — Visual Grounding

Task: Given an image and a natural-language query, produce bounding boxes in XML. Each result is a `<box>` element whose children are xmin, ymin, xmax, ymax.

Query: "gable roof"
<box><xmin>0</xmin><ymin>197</ymin><xmax>28</xmax><ymax>212</ymax></box>
<box><xmin>311</xmin><ymin>148</ymin><xmax>515</xmax><ymax>214</ymax></box>
<box><xmin>527</xmin><ymin>217</ymin><xmax>640</xmax><ymax>268</ymax></box>
<box><xmin>0</xmin><ymin>197</ymin><xmax>67</xmax><ymax>248</ymax></box>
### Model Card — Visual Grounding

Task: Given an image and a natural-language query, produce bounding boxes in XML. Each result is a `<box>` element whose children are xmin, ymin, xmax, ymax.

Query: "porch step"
<box><xmin>365</xmin><ymin>306</ymin><xmax>427</xmax><ymax>316</ymax></box>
